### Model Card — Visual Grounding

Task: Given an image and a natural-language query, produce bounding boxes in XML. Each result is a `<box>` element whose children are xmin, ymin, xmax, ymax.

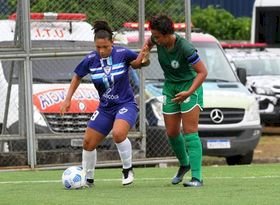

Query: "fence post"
<box><xmin>22</xmin><ymin>0</ymin><xmax>36</xmax><ymax>168</ymax></box>
<box><xmin>185</xmin><ymin>0</ymin><xmax>191</xmax><ymax>41</ymax></box>
<box><xmin>138</xmin><ymin>0</ymin><xmax>146</xmax><ymax>156</ymax></box>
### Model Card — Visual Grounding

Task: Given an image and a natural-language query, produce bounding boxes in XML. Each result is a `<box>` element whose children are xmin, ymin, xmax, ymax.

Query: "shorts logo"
<box><xmin>183</xmin><ymin>97</ymin><xmax>190</xmax><ymax>103</ymax></box>
<box><xmin>119</xmin><ymin>107</ymin><xmax>128</xmax><ymax>114</ymax></box>
<box><xmin>171</xmin><ymin>60</ymin><xmax>179</xmax><ymax>69</ymax></box>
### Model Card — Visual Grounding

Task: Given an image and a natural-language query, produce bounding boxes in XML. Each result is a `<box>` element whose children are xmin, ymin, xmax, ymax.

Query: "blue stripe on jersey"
<box><xmin>187</xmin><ymin>52</ymin><xmax>200</xmax><ymax>65</ymax></box>
<box><xmin>90</xmin><ymin>63</ymin><xmax>126</xmax><ymax>80</ymax></box>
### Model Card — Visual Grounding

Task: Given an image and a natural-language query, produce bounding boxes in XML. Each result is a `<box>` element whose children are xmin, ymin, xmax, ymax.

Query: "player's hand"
<box><xmin>141</xmin><ymin>45</ymin><xmax>150</xmax><ymax>64</ymax></box>
<box><xmin>172</xmin><ymin>91</ymin><xmax>190</xmax><ymax>104</ymax></box>
<box><xmin>60</xmin><ymin>100</ymin><xmax>71</xmax><ymax>116</ymax></box>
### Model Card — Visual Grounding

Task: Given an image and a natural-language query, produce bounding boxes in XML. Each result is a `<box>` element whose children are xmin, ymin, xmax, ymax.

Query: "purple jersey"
<box><xmin>74</xmin><ymin>46</ymin><xmax>138</xmax><ymax>109</ymax></box>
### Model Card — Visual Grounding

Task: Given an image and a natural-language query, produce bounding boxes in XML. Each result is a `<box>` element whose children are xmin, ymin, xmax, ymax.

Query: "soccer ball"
<box><xmin>62</xmin><ymin>166</ymin><xmax>86</xmax><ymax>189</ymax></box>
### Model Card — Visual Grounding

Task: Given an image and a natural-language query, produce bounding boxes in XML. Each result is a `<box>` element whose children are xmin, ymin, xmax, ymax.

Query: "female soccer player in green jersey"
<box><xmin>144</xmin><ymin>15</ymin><xmax>208</xmax><ymax>187</ymax></box>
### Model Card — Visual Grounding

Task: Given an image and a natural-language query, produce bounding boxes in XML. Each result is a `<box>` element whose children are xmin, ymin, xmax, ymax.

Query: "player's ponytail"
<box><xmin>93</xmin><ymin>20</ymin><xmax>113</xmax><ymax>41</ymax></box>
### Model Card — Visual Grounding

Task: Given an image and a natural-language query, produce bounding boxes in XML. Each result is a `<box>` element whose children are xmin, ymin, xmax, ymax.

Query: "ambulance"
<box><xmin>0</xmin><ymin>13</ymin><xmax>100</xmax><ymax>151</ymax></box>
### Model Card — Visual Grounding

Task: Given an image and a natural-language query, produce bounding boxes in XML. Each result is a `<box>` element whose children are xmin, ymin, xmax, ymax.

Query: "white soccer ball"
<box><xmin>62</xmin><ymin>166</ymin><xmax>86</xmax><ymax>189</ymax></box>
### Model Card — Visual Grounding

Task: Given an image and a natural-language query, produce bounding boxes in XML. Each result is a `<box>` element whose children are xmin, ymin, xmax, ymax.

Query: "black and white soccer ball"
<box><xmin>62</xmin><ymin>166</ymin><xmax>86</xmax><ymax>189</ymax></box>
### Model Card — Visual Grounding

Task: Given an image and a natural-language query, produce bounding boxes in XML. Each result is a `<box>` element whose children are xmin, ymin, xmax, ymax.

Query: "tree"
<box><xmin>191</xmin><ymin>6</ymin><xmax>251</xmax><ymax>40</ymax></box>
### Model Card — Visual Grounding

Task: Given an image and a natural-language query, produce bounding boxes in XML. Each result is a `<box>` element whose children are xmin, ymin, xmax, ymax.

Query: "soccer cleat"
<box><xmin>171</xmin><ymin>165</ymin><xmax>190</xmax><ymax>185</ymax></box>
<box><xmin>183</xmin><ymin>177</ymin><xmax>203</xmax><ymax>187</ymax></box>
<box><xmin>85</xmin><ymin>178</ymin><xmax>94</xmax><ymax>187</ymax></box>
<box><xmin>122</xmin><ymin>167</ymin><xmax>134</xmax><ymax>186</ymax></box>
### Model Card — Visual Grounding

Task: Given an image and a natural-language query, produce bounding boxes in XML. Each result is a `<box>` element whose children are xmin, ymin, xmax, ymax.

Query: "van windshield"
<box><xmin>193</xmin><ymin>42</ymin><xmax>238</xmax><ymax>82</ymax></box>
<box><xmin>2</xmin><ymin>58</ymin><xmax>91</xmax><ymax>84</ymax></box>
<box><xmin>232</xmin><ymin>58</ymin><xmax>280</xmax><ymax>76</ymax></box>
<box><xmin>144</xmin><ymin>42</ymin><xmax>238</xmax><ymax>82</ymax></box>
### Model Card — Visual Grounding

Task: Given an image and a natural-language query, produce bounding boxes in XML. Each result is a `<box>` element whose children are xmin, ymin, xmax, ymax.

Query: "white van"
<box><xmin>0</xmin><ymin>13</ymin><xmax>100</xmax><ymax>151</ymax></box>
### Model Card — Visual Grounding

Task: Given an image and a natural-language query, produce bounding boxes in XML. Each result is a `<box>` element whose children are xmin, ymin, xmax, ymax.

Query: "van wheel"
<box><xmin>226</xmin><ymin>151</ymin><xmax>254</xmax><ymax>165</ymax></box>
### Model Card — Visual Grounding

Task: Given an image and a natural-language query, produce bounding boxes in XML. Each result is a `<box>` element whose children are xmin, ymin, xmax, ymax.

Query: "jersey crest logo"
<box><xmin>103</xmin><ymin>66</ymin><xmax>112</xmax><ymax>75</ymax></box>
<box><xmin>171</xmin><ymin>60</ymin><xmax>179</xmax><ymax>69</ymax></box>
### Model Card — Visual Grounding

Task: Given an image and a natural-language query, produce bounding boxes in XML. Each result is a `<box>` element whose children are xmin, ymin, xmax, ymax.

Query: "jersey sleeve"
<box><xmin>183</xmin><ymin>41</ymin><xmax>200</xmax><ymax>65</ymax></box>
<box><xmin>125</xmin><ymin>48</ymin><xmax>138</xmax><ymax>64</ymax></box>
<box><xmin>74</xmin><ymin>55</ymin><xmax>91</xmax><ymax>77</ymax></box>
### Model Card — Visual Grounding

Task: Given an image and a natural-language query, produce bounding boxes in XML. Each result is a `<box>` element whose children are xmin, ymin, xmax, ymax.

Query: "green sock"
<box><xmin>184</xmin><ymin>132</ymin><xmax>202</xmax><ymax>181</ymax></box>
<box><xmin>168</xmin><ymin>134</ymin><xmax>189</xmax><ymax>166</ymax></box>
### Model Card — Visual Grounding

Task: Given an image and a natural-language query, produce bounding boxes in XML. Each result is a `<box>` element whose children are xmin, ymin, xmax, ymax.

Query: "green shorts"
<box><xmin>162</xmin><ymin>80</ymin><xmax>203</xmax><ymax>114</ymax></box>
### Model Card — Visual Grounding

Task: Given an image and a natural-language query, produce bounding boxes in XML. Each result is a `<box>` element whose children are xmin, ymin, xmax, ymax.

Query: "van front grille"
<box><xmin>44</xmin><ymin>113</ymin><xmax>92</xmax><ymax>133</ymax></box>
<box><xmin>199</xmin><ymin>108</ymin><xmax>245</xmax><ymax>124</ymax></box>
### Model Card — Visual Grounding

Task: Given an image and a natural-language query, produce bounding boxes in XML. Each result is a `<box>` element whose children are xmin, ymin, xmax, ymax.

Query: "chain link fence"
<box><xmin>0</xmin><ymin>0</ymin><xmax>189</xmax><ymax>168</ymax></box>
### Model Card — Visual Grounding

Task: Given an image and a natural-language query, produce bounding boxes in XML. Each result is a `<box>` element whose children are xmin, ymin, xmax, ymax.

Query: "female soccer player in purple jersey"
<box><xmin>60</xmin><ymin>20</ymin><xmax>149</xmax><ymax>186</ymax></box>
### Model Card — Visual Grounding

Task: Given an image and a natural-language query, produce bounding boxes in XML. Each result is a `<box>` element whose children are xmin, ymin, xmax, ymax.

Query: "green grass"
<box><xmin>0</xmin><ymin>163</ymin><xmax>280</xmax><ymax>205</ymax></box>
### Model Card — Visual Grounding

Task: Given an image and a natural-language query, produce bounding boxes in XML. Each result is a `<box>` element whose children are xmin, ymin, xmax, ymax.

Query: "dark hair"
<box><xmin>149</xmin><ymin>15</ymin><xmax>174</xmax><ymax>35</ymax></box>
<box><xmin>93</xmin><ymin>20</ymin><xmax>113</xmax><ymax>41</ymax></box>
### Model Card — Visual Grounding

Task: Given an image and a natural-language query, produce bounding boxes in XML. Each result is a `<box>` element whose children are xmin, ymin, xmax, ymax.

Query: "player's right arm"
<box><xmin>130</xmin><ymin>37</ymin><xmax>155</xmax><ymax>68</ymax></box>
<box><xmin>145</xmin><ymin>37</ymin><xmax>155</xmax><ymax>51</ymax></box>
<box><xmin>60</xmin><ymin>74</ymin><xmax>82</xmax><ymax>115</ymax></box>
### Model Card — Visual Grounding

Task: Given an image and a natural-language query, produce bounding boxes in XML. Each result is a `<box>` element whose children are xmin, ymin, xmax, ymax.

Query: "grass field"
<box><xmin>0</xmin><ymin>163</ymin><xmax>280</xmax><ymax>205</ymax></box>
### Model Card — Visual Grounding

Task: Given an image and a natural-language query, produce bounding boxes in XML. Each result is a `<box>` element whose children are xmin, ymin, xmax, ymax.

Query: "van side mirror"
<box><xmin>236</xmin><ymin>67</ymin><xmax>247</xmax><ymax>85</ymax></box>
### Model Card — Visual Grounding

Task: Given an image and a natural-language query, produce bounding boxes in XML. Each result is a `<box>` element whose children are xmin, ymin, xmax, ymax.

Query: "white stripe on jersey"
<box><xmin>89</xmin><ymin>62</ymin><xmax>125</xmax><ymax>72</ymax></box>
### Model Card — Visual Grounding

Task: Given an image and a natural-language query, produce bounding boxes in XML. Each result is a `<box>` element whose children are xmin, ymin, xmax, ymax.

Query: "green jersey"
<box><xmin>153</xmin><ymin>33</ymin><xmax>197</xmax><ymax>83</ymax></box>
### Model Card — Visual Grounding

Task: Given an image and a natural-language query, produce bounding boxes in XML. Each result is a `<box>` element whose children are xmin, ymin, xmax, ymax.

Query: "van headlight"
<box><xmin>33</xmin><ymin>105</ymin><xmax>48</xmax><ymax>126</ymax></box>
<box><xmin>150</xmin><ymin>99</ymin><xmax>163</xmax><ymax>121</ymax></box>
<box><xmin>149</xmin><ymin>96</ymin><xmax>164</xmax><ymax>126</ymax></box>
<box><xmin>245</xmin><ymin>99</ymin><xmax>260</xmax><ymax>123</ymax></box>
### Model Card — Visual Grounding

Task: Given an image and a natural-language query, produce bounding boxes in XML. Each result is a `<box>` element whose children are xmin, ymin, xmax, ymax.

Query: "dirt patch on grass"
<box><xmin>253</xmin><ymin>135</ymin><xmax>280</xmax><ymax>163</ymax></box>
<box><xmin>202</xmin><ymin>134</ymin><xmax>280</xmax><ymax>165</ymax></box>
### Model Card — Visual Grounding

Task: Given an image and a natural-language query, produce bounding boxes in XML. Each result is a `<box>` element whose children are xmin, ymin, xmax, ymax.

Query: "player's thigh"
<box><xmin>162</xmin><ymin>82</ymin><xmax>181</xmax><ymax>114</ymax></box>
<box><xmin>113</xmin><ymin>103</ymin><xmax>138</xmax><ymax>143</ymax></box>
<box><xmin>87</xmin><ymin>109</ymin><xmax>115</xmax><ymax>136</ymax></box>
<box><xmin>181</xmin><ymin>106</ymin><xmax>201</xmax><ymax>133</ymax></box>
<box><xmin>163</xmin><ymin>113</ymin><xmax>181</xmax><ymax>137</ymax></box>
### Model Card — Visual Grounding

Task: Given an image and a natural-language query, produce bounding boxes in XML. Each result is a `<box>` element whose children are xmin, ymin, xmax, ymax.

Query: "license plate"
<box><xmin>71</xmin><ymin>139</ymin><xmax>83</xmax><ymax>147</ymax></box>
<box><xmin>207</xmin><ymin>139</ymin><xmax>231</xmax><ymax>149</ymax></box>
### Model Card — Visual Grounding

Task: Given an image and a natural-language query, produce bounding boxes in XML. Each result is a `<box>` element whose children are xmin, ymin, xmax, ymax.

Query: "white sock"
<box><xmin>82</xmin><ymin>149</ymin><xmax>97</xmax><ymax>179</ymax></box>
<box><xmin>115</xmin><ymin>138</ymin><xmax>132</xmax><ymax>169</ymax></box>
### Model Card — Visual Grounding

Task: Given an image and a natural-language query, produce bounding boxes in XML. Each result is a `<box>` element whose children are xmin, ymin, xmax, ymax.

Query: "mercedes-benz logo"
<box><xmin>210</xmin><ymin>109</ymin><xmax>224</xmax><ymax>124</ymax></box>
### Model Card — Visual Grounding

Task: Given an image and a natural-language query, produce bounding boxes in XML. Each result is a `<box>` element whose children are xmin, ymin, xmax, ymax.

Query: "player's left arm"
<box><xmin>172</xmin><ymin>57</ymin><xmax>208</xmax><ymax>103</ymax></box>
<box><xmin>188</xmin><ymin>60</ymin><xmax>208</xmax><ymax>94</ymax></box>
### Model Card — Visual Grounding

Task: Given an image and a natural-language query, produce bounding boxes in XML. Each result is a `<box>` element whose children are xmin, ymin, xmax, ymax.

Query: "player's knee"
<box><xmin>112</xmin><ymin>130</ymin><xmax>126</xmax><ymax>143</ymax></box>
<box><xmin>183</xmin><ymin>124</ymin><xmax>198</xmax><ymax>134</ymax></box>
<box><xmin>83</xmin><ymin>138</ymin><xmax>95</xmax><ymax>151</ymax></box>
<box><xmin>166</xmin><ymin>130</ymin><xmax>180</xmax><ymax>138</ymax></box>
<box><xmin>165</xmin><ymin>123</ymin><xmax>181</xmax><ymax>137</ymax></box>
<box><xmin>183</xmin><ymin>129</ymin><xmax>198</xmax><ymax>134</ymax></box>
